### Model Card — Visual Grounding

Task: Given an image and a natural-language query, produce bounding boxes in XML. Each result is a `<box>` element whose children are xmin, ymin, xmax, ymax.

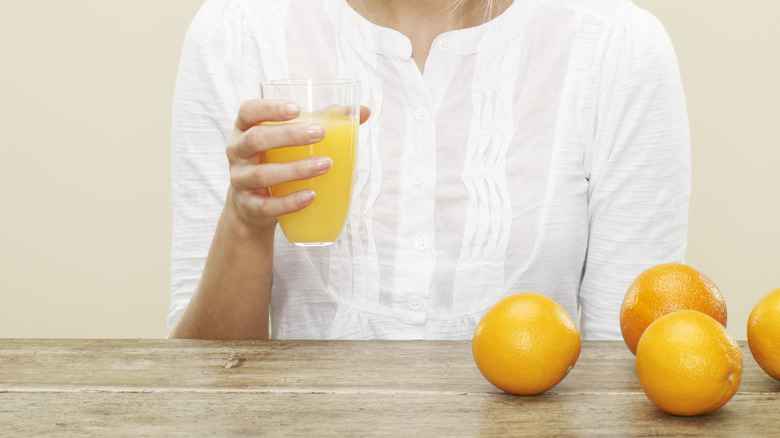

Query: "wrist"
<box><xmin>224</xmin><ymin>188</ymin><xmax>278</xmax><ymax>241</ymax></box>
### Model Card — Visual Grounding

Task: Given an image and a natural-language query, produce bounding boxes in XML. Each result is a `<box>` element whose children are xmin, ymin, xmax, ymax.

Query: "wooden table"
<box><xmin>1</xmin><ymin>339</ymin><xmax>779</xmax><ymax>436</ymax></box>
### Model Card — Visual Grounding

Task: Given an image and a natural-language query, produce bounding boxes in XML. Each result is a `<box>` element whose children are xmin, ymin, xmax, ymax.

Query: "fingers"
<box><xmin>360</xmin><ymin>105</ymin><xmax>371</xmax><ymax>124</ymax></box>
<box><xmin>231</xmin><ymin>98</ymin><xmax>327</xmax><ymax>162</ymax></box>
<box><xmin>236</xmin><ymin>99</ymin><xmax>370</xmax><ymax>132</ymax></box>
<box><xmin>226</xmin><ymin>98</ymin><xmax>371</xmax><ymax>227</ymax></box>
<box><xmin>230</xmin><ymin>156</ymin><xmax>328</xmax><ymax>226</ymax></box>
<box><xmin>229</xmin><ymin>122</ymin><xmax>326</xmax><ymax>162</ymax></box>
<box><xmin>233</xmin><ymin>100</ymin><xmax>370</xmax><ymax>162</ymax></box>
<box><xmin>235</xmin><ymin>99</ymin><xmax>300</xmax><ymax>132</ymax></box>
<box><xmin>231</xmin><ymin>156</ymin><xmax>332</xmax><ymax>191</ymax></box>
<box><xmin>233</xmin><ymin>187</ymin><xmax>316</xmax><ymax>221</ymax></box>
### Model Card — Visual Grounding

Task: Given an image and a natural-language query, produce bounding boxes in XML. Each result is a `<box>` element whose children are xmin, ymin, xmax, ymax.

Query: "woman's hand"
<box><xmin>227</xmin><ymin>99</ymin><xmax>326</xmax><ymax>229</ymax></box>
<box><xmin>226</xmin><ymin>99</ymin><xmax>371</xmax><ymax>230</ymax></box>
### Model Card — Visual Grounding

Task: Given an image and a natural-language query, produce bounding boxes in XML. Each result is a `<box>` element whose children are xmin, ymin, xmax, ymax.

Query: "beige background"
<box><xmin>0</xmin><ymin>1</ymin><xmax>777</xmax><ymax>340</ymax></box>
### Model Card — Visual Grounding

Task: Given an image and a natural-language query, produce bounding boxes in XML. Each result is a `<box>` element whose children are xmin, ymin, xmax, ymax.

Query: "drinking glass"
<box><xmin>260</xmin><ymin>79</ymin><xmax>360</xmax><ymax>246</ymax></box>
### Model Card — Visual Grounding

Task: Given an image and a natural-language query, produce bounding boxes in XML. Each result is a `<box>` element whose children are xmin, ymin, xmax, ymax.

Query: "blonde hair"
<box><xmin>445</xmin><ymin>0</ymin><xmax>509</xmax><ymax>24</ymax></box>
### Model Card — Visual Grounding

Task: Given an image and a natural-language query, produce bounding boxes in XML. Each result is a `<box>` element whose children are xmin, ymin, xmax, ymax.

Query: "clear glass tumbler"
<box><xmin>260</xmin><ymin>79</ymin><xmax>360</xmax><ymax>246</ymax></box>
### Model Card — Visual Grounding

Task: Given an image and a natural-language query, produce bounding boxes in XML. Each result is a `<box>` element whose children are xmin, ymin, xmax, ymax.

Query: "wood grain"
<box><xmin>1</xmin><ymin>339</ymin><xmax>779</xmax><ymax>437</ymax></box>
<box><xmin>3</xmin><ymin>391</ymin><xmax>780</xmax><ymax>437</ymax></box>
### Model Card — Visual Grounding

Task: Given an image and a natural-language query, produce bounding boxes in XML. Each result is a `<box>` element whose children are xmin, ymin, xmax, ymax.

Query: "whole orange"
<box><xmin>747</xmin><ymin>287</ymin><xmax>780</xmax><ymax>380</ymax></box>
<box><xmin>620</xmin><ymin>263</ymin><xmax>727</xmax><ymax>355</ymax></box>
<box><xmin>635</xmin><ymin>310</ymin><xmax>742</xmax><ymax>416</ymax></box>
<box><xmin>472</xmin><ymin>292</ymin><xmax>581</xmax><ymax>395</ymax></box>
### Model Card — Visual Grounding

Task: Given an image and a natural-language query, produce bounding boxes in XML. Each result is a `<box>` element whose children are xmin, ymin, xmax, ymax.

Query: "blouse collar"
<box><xmin>323</xmin><ymin>0</ymin><xmax>542</xmax><ymax>58</ymax></box>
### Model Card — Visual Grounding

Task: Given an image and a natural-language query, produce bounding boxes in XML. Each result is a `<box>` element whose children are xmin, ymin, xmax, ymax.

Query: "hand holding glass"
<box><xmin>260</xmin><ymin>79</ymin><xmax>360</xmax><ymax>246</ymax></box>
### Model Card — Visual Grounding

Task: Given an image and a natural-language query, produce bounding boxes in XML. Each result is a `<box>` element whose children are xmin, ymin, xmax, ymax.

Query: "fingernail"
<box><xmin>284</xmin><ymin>103</ymin><xmax>300</xmax><ymax>117</ymax></box>
<box><xmin>297</xmin><ymin>190</ymin><xmax>315</xmax><ymax>204</ymax></box>
<box><xmin>312</xmin><ymin>157</ymin><xmax>333</xmax><ymax>175</ymax></box>
<box><xmin>307</xmin><ymin>123</ymin><xmax>326</xmax><ymax>138</ymax></box>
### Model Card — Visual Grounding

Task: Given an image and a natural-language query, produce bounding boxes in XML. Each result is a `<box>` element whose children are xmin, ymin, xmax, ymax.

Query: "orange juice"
<box><xmin>264</xmin><ymin>113</ymin><xmax>358</xmax><ymax>245</ymax></box>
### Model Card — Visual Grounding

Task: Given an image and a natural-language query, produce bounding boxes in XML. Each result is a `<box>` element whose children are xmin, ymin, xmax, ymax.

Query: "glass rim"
<box><xmin>261</xmin><ymin>78</ymin><xmax>360</xmax><ymax>87</ymax></box>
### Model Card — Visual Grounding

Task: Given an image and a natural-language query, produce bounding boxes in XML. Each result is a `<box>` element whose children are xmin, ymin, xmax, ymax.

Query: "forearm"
<box><xmin>170</xmin><ymin>192</ymin><xmax>275</xmax><ymax>340</ymax></box>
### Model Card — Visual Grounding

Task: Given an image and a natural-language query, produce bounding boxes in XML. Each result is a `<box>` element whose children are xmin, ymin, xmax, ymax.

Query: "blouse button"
<box><xmin>408</xmin><ymin>296</ymin><xmax>424</xmax><ymax>311</ymax></box>
<box><xmin>410</xmin><ymin>171</ymin><xmax>426</xmax><ymax>187</ymax></box>
<box><xmin>414</xmin><ymin>107</ymin><xmax>430</xmax><ymax>122</ymax></box>
<box><xmin>437</xmin><ymin>38</ymin><xmax>451</xmax><ymax>53</ymax></box>
<box><xmin>414</xmin><ymin>234</ymin><xmax>429</xmax><ymax>251</ymax></box>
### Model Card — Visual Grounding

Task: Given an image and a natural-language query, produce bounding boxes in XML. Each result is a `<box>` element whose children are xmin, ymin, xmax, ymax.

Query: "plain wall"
<box><xmin>0</xmin><ymin>0</ymin><xmax>778</xmax><ymax>340</ymax></box>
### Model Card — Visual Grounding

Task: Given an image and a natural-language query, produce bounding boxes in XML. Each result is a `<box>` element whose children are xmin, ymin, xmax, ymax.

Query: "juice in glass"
<box><xmin>264</xmin><ymin>113</ymin><xmax>358</xmax><ymax>245</ymax></box>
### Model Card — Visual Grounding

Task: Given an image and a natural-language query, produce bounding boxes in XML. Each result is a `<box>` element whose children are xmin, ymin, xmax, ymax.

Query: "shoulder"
<box><xmin>189</xmin><ymin>0</ymin><xmax>332</xmax><ymax>43</ymax></box>
<box><xmin>537</xmin><ymin>0</ymin><xmax>675</xmax><ymax>63</ymax></box>
<box><xmin>540</xmin><ymin>0</ymin><xmax>638</xmax><ymax>17</ymax></box>
<box><xmin>183</xmin><ymin>0</ymin><xmax>303</xmax><ymax>55</ymax></box>
<box><xmin>190</xmin><ymin>0</ymin><xmax>297</xmax><ymax>31</ymax></box>
<box><xmin>204</xmin><ymin>0</ymin><xmax>324</xmax><ymax>23</ymax></box>
<box><xmin>196</xmin><ymin>0</ymin><xmax>294</xmax><ymax>14</ymax></box>
<box><xmin>538</xmin><ymin>0</ymin><xmax>664</xmax><ymax>33</ymax></box>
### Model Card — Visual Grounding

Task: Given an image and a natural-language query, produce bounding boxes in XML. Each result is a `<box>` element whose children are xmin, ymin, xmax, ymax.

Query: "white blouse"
<box><xmin>169</xmin><ymin>0</ymin><xmax>690</xmax><ymax>340</ymax></box>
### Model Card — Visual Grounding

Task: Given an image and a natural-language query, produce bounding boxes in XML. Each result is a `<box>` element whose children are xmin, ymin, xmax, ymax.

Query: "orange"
<box><xmin>635</xmin><ymin>310</ymin><xmax>742</xmax><ymax>416</ymax></box>
<box><xmin>747</xmin><ymin>287</ymin><xmax>780</xmax><ymax>380</ymax></box>
<box><xmin>620</xmin><ymin>263</ymin><xmax>727</xmax><ymax>355</ymax></box>
<box><xmin>472</xmin><ymin>292</ymin><xmax>581</xmax><ymax>395</ymax></box>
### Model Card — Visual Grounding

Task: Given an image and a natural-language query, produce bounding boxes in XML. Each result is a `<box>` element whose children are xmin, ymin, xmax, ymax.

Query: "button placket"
<box><xmin>414</xmin><ymin>234</ymin><xmax>429</xmax><ymax>251</ymax></box>
<box><xmin>396</xmin><ymin>88</ymin><xmax>434</xmax><ymax>322</ymax></box>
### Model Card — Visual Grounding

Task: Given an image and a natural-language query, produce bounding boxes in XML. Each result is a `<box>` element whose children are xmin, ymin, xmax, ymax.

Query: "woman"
<box><xmin>168</xmin><ymin>0</ymin><xmax>690</xmax><ymax>340</ymax></box>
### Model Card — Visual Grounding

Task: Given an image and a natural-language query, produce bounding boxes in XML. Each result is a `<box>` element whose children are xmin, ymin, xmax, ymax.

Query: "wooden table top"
<box><xmin>1</xmin><ymin>339</ymin><xmax>779</xmax><ymax>436</ymax></box>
